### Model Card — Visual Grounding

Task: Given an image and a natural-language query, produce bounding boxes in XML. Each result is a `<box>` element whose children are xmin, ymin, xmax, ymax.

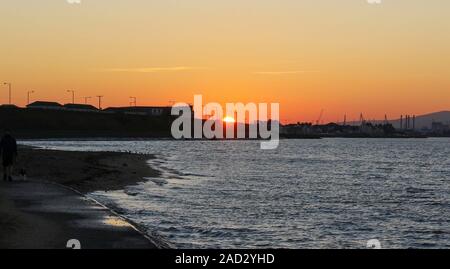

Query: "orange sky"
<box><xmin>1</xmin><ymin>0</ymin><xmax>450</xmax><ymax>123</ymax></box>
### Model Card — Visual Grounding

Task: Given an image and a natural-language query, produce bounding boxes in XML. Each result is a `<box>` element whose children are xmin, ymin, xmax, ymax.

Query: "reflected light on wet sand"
<box><xmin>103</xmin><ymin>216</ymin><xmax>132</xmax><ymax>228</ymax></box>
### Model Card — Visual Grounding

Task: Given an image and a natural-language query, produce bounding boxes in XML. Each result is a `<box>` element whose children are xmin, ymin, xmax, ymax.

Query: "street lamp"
<box><xmin>96</xmin><ymin>96</ymin><xmax>103</xmax><ymax>109</ymax></box>
<box><xmin>27</xmin><ymin>90</ymin><xmax>35</xmax><ymax>105</ymax></box>
<box><xmin>130</xmin><ymin>97</ymin><xmax>137</xmax><ymax>107</ymax></box>
<box><xmin>67</xmin><ymin>90</ymin><xmax>75</xmax><ymax>104</ymax></box>
<box><xmin>84</xmin><ymin>96</ymin><xmax>91</xmax><ymax>104</ymax></box>
<box><xmin>3</xmin><ymin>82</ymin><xmax>11</xmax><ymax>105</ymax></box>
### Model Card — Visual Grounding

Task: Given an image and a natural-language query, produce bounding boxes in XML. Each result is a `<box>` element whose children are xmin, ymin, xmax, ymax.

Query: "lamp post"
<box><xmin>130</xmin><ymin>97</ymin><xmax>137</xmax><ymax>107</ymax></box>
<box><xmin>96</xmin><ymin>96</ymin><xmax>103</xmax><ymax>109</ymax></box>
<box><xmin>84</xmin><ymin>96</ymin><xmax>91</xmax><ymax>104</ymax></box>
<box><xmin>67</xmin><ymin>90</ymin><xmax>75</xmax><ymax>104</ymax></box>
<box><xmin>27</xmin><ymin>90</ymin><xmax>35</xmax><ymax>105</ymax></box>
<box><xmin>3</xmin><ymin>82</ymin><xmax>11</xmax><ymax>105</ymax></box>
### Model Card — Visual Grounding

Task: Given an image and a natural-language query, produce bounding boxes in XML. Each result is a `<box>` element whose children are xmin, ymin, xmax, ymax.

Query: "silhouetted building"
<box><xmin>0</xmin><ymin>104</ymin><xmax>19</xmax><ymax>109</ymax></box>
<box><xmin>63</xmin><ymin>103</ymin><xmax>99</xmax><ymax>112</ymax></box>
<box><xmin>104</xmin><ymin>106</ymin><xmax>172</xmax><ymax>116</ymax></box>
<box><xmin>27</xmin><ymin>101</ymin><xmax>63</xmax><ymax>110</ymax></box>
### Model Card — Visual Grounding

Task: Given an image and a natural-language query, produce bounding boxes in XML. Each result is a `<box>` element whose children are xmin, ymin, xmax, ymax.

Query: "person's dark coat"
<box><xmin>0</xmin><ymin>134</ymin><xmax>18</xmax><ymax>167</ymax></box>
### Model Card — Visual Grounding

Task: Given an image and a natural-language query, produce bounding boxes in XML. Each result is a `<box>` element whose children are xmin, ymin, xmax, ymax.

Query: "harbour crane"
<box><xmin>316</xmin><ymin>109</ymin><xmax>324</xmax><ymax>125</ymax></box>
<box><xmin>359</xmin><ymin>113</ymin><xmax>365</xmax><ymax>125</ymax></box>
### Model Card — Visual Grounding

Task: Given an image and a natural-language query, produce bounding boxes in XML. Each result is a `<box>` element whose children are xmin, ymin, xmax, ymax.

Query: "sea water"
<box><xmin>21</xmin><ymin>138</ymin><xmax>450</xmax><ymax>249</ymax></box>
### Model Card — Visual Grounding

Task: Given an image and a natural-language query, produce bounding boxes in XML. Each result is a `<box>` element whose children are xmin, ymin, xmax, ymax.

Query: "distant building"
<box><xmin>431</xmin><ymin>121</ymin><xmax>450</xmax><ymax>134</ymax></box>
<box><xmin>27</xmin><ymin>101</ymin><xmax>63</xmax><ymax>110</ymax></box>
<box><xmin>104</xmin><ymin>106</ymin><xmax>172</xmax><ymax>116</ymax></box>
<box><xmin>281</xmin><ymin>123</ymin><xmax>313</xmax><ymax>136</ymax></box>
<box><xmin>63</xmin><ymin>103</ymin><xmax>99</xmax><ymax>112</ymax></box>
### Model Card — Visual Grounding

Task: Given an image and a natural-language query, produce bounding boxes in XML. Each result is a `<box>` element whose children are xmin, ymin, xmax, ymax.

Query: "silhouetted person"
<box><xmin>0</xmin><ymin>130</ymin><xmax>17</xmax><ymax>182</ymax></box>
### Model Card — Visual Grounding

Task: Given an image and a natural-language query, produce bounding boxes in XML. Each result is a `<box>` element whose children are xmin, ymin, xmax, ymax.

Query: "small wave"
<box><xmin>405</xmin><ymin>187</ymin><xmax>429</xmax><ymax>194</ymax></box>
<box><xmin>124</xmin><ymin>190</ymin><xmax>140</xmax><ymax>196</ymax></box>
<box><xmin>182</xmin><ymin>172</ymin><xmax>209</xmax><ymax>178</ymax></box>
<box><xmin>412</xmin><ymin>229</ymin><xmax>449</xmax><ymax>235</ymax></box>
<box><xmin>146</xmin><ymin>178</ymin><xmax>168</xmax><ymax>186</ymax></box>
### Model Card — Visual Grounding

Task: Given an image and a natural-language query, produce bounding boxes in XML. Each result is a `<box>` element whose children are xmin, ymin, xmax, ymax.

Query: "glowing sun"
<box><xmin>223</xmin><ymin>116</ymin><xmax>236</xmax><ymax>123</ymax></box>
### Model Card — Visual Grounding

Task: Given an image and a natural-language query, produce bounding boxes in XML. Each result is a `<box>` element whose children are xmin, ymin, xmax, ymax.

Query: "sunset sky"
<box><xmin>1</xmin><ymin>0</ymin><xmax>449</xmax><ymax>123</ymax></box>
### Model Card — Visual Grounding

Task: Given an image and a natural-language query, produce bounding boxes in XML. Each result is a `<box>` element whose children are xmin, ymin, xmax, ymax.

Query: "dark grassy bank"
<box><xmin>0</xmin><ymin>107</ymin><xmax>173</xmax><ymax>138</ymax></box>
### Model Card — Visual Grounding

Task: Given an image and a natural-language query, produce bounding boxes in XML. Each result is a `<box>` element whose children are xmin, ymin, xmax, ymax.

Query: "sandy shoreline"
<box><xmin>0</xmin><ymin>146</ymin><xmax>170</xmax><ymax>249</ymax></box>
<box><xmin>14</xmin><ymin>146</ymin><xmax>161</xmax><ymax>193</ymax></box>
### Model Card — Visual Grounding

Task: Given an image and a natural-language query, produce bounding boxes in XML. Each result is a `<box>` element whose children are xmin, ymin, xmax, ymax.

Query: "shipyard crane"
<box><xmin>316</xmin><ymin>109</ymin><xmax>324</xmax><ymax>125</ymax></box>
<box><xmin>359</xmin><ymin>113</ymin><xmax>365</xmax><ymax>125</ymax></box>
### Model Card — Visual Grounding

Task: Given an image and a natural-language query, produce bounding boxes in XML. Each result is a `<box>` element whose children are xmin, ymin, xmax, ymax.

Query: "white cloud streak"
<box><xmin>253</xmin><ymin>70</ymin><xmax>319</xmax><ymax>75</ymax></box>
<box><xmin>94</xmin><ymin>67</ymin><xmax>205</xmax><ymax>73</ymax></box>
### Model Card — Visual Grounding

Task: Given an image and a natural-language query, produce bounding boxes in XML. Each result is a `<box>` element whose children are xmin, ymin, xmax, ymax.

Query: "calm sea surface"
<box><xmin>21</xmin><ymin>138</ymin><xmax>450</xmax><ymax>249</ymax></box>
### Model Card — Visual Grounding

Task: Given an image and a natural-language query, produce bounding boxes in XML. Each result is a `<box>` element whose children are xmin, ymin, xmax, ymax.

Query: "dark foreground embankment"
<box><xmin>0</xmin><ymin>107</ymin><xmax>173</xmax><ymax>139</ymax></box>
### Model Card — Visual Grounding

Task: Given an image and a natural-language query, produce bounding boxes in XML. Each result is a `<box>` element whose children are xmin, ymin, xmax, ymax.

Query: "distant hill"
<box><xmin>345</xmin><ymin>111</ymin><xmax>450</xmax><ymax>129</ymax></box>
<box><xmin>388</xmin><ymin>111</ymin><xmax>450</xmax><ymax>129</ymax></box>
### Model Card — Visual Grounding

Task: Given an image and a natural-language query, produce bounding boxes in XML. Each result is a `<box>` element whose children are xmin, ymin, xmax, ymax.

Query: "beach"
<box><xmin>0</xmin><ymin>146</ymin><xmax>168</xmax><ymax>249</ymax></box>
<box><xmin>14</xmin><ymin>146</ymin><xmax>161</xmax><ymax>193</ymax></box>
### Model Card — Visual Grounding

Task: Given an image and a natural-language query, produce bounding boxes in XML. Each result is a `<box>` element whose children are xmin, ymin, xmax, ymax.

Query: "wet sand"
<box><xmin>0</xmin><ymin>146</ymin><xmax>169</xmax><ymax>249</ymax></box>
<box><xmin>14</xmin><ymin>146</ymin><xmax>161</xmax><ymax>193</ymax></box>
